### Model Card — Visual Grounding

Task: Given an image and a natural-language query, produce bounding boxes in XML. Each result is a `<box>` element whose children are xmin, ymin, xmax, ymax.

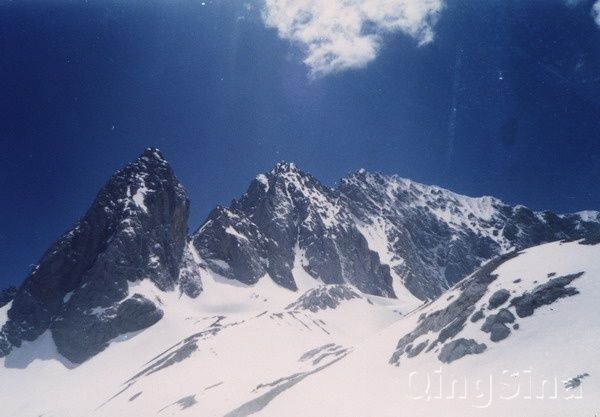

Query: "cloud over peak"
<box><xmin>262</xmin><ymin>0</ymin><xmax>444</xmax><ymax>78</ymax></box>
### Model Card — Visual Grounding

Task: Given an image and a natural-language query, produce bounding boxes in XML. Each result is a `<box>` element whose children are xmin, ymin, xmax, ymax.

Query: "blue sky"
<box><xmin>1</xmin><ymin>0</ymin><xmax>599</xmax><ymax>287</ymax></box>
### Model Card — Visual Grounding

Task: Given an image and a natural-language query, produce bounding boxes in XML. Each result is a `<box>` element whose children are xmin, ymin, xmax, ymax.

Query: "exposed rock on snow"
<box><xmin>487</xmin><ymin>288</ymin><xmax>510</xmax><ymax>309</ymax></box>
<box><xmin>480</xmin><ymin>308</ymin><xmax>515</xmax><ymax>342</ymax></box>
<box><xmin>390</xmin><ymin>242</ymin><xmax>594</xmax><ymax>370</ymax></box>
<box><xmin>286</xmin><ymin>285</ymin><xmax>362</xmax><ymax>312</ymax></box>
<box><xmin>438</xmin><ymin>338</ymin><xmax>487</xmax><ymax>363</ymax></box>
<box><xmin>470</xmin><ymin>308</ymin><xmax>485</xmax><ymax>323</ymax></box>
<box><xmin>223</xmin><ymin>350</ymin><xmax>350</xmax><ymax>417</ymax></box>
<box><xmin>339</xmin><ymin>171</ymin><xmax>600</xmax><ymax>300</ymax></box>
<box><xmin>389</xmin><ymin>252</ymin><xmax>520</xmax><ymax>365</ymax></box>
<box><xmin>1</xmin><ymin>240</ymin><xmax>600</xmax><ymax>416</ymax></box>
<box><xmin>510</xmin><ymin>272</ymin><xmax>584</xmax><ymax>318</ymax></box>
<box><xmin>564</xmin><ymin>373</ymin><xmax>590</xmax><ymax>390</ymax></box>
<box><xmin>193</xmin><ymin>164</ymin><xmax>600</xmax><ymax>302</ymax></box>
<box><xmin>158</xmin><ymin>394</ymin><xmax>198</xmax><ymax>412</ymax></box>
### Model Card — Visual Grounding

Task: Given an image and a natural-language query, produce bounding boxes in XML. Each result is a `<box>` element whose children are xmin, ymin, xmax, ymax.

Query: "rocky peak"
<box><xmin>271</xmin><ymin>160</ymin><xmax>299</xmax><ymax>174</ymax></box>
<box><xmin>140</xmin><ymin>146</ymin><xmax>167</xmax><ymax>162</ymax></box>
<box><xmin>233</xmin><ymin>162</ymin><xmax>342</xmax><ymax>234</ymax></box>
<box><xmin>3</xmin><ymin>152</ymin><xmax>600</xmax><ymax>366</ymax></box>
<box><xmin>0</xmin><ymin>149</ymin><xmax>193</xmax><ymax>363</ymax></box>
<box><xmin>103</xmin><ymin>147</ymin><xmax>185</xmax><ymax>215</ymax></box>
<box><xmin>342</xmin><ymin>169</ymin><xmax>502</xmax><ymax>212</ymax></box>
<box><xmin>338</xmin><ymin>170</ymin><xmax>600</xmax><ymax>299</ymax></box>
<box><xmin>268</xmin><ymin>162</ymin><xmax>329</xmax><ymax>198</ymax></box>
<box><xmin>193</xmin><ymin>163</ymin><xmax>396</xmax><ymax>298</ymax></box>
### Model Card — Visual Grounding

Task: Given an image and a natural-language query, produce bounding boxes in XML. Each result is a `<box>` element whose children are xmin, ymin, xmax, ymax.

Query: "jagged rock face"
<box><xmin>338</xmin><ymin>170</ymin><xmax>600</xmax><ymax>299</ymax></box>
<box><xmin>178</xmin><ymin>242</ymin><xmax>204</xmax><ymax>299</ymax></box>
<box><xmin>193</xmin><ymin>163</ymin><xmax>395</xmax><ymax>297</ymax></box>
<box><xmin>2</xmin><ymin>155</ymin><xmax>599</xmax><ymax>365</ymax></box>
<box><xmin>438</xmin><ymin>338</ymin><xmax>487</xmax><ymax>364</ymax></box>
<box><xmin>0</xmin><ymin>148</ymin><xmax>194</xmax><ymax>363</ymax></box>
<box><xmin>193</xmin><ymin>164</ymin><xmax>600</xmax><ymax>301</ymax></box>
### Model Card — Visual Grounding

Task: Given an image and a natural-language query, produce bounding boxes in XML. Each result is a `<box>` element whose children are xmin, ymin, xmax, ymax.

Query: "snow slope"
<box><xmin>259</xmin><ymin>239</ymin><xmax>600</xmax><ymax>417</ymax></box>
<box><xmin>1</xmin><ymin>239</ymin><xmax>598</xmax><ymax>417</ymax></box>
<box><xmin>0</xmin><ymin>262</ymin><xmax>412</xmax><ymax>417</ymax></box>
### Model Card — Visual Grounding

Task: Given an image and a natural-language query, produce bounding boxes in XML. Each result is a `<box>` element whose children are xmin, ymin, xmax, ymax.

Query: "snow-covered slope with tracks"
<box><xmin>0</xmin><ymin>262</ymin><xmax>410</xmax><ymax>417</ymax></box>
<box><xmin>258</xmin><ymin>239</ymin><xmax>600</xmax><ymax>417</ymax></box>
<box><xmin>1</xmin><ymin>239</ymin><xmax>599</xmax><ymax>417</ymax></box>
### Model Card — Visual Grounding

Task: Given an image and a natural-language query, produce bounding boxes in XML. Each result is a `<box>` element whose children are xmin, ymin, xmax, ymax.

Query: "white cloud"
<box><xmin>262</xmin><ymin>0</ymin><xmax>444</xmax><ymax>78</ymax></box>
<box><xmin>567</xmin><ymin>0</ymin><xmax>600</xmax><ymax>26</ymax></box>
<box><xmin>593</xmin><ymin>0</ymin><xmax>600</xmax><ymax>26</ymax></box>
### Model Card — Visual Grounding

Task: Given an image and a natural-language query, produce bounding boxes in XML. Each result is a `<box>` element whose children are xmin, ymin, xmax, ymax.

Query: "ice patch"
<box><xmin>132</xmin><ymin>184</ymin><xmax>148</xmax><ymax>213</ymax></box>
<box><xmin>149</xmin><ymin>254</ymin><xmax>160</xmax><ymax>268</ymax></box>
<box><xmin>225</xmin><ymin>226</ymin><xmax>249</xmax><ymax>241</ymax></box>
<box><xmin>255</xmin><ymin>174</ymin><xmax>269</xmax><ymax>192</ymax></box>
<box><xmin>63</xmin><ymin>291</ymin><xmax>74</xmax><ymax>304</ymax></box>
<box><xmin>126</xmin><ymin>174</ymin><xmax>150</xmax><ymax>213</ymax></box>
<box><xmin>209</xmin><ymin>259</ymin><xmax>231</xmax><ymax>270</ymax></box>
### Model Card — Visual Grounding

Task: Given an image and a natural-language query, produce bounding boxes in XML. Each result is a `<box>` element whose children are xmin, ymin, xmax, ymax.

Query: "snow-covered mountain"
<box><xmin>194</xmin><ymin>161</ymin><xmax>600</xmax><ymax>301</ymax></box>
<box><xmin>193</xmin><ymin>162</ymin><xmax>398</xmax><ymax>298</ymax></box>
<box><xmin>1</xmin><ymin>149</ymin><xmax>599</xmax><ymax>416</ymax></box>
<box><xmin>1</xmin><ymin>148</ymin><xmax>201</xmax><ymax>363</ymax></box>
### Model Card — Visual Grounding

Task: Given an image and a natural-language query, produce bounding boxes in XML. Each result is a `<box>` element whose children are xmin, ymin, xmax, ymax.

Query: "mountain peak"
<box><xmin>139</xmin><ymin>147</ymin><xmax>166</xmax><ymax>163</ymax></box>
<box><xmin>4</xmin><ymin>151</ymin><xmax>600</xmax><ymax>368</ymax></box>
<box><xmin>262</xmin><ymin>161</ymin><xmax>323</xmax><ymax>194</ymax></box>
<box><xmin>271</xmin><ymin>161</ymin><xmax>300</xmax><ymax>175</ymax></box>
<box><xmin>344</xmin><ymin>168</ymin><xmax>402</xmax><ymax>184</ymax></box>
<box><xmin>0</xmin><ymin>148</ymin><xmax>193</xmax><ymax>363</ymax></box>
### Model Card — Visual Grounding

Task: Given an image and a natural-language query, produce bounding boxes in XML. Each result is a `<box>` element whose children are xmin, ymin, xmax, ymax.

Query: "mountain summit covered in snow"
<box><xmin>2</xmin><ymin>149</ymin><xmax>599</xmax><ymax>364</ymax></box>
<box><xmin>0</xmin><ymin>148</ymin><xmax>199</xmax><ymax>363</ymax></box>
<box><xmin>1</xmin><ymin>149</ymin><xmax>599</xmax><ymax>416</ymax></box>
<box><xmin>194</xmin><ymin>159</ymin><xmax>600</xmax><ymax>300</ymax></box>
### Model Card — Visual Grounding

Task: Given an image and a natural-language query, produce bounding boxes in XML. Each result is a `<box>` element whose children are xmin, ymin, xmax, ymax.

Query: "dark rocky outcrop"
<box><xmin>488</xmin><ymin>289</ymin><xmax>511</xmax><ymax>309</ymax></box>
<box><xmin>0</xmin><ymin>148</ymin><xmax>195</xmax><ymax>363</ymax></box>
<box><xmin>177</xmin><ymin>243</ymin><xmax>203</xmax><ymax>298</ymax></box>
<box><xmin>564</xmin><ymin>373</ymin><xmax>590</xmax><ymax>390</ymax></box>
<box><xmin>480</xmin><ymin>308</ymin><xmax>515</xmax><ymax>342</ymax></box>
<box><xmin>389</xmin><ymin>252</ymin><xmax>520</xmax><ymax>365</ymax></box>
<box><xmin>470</xmin><ymin>309</ymin><xmax>485</xmax><ymax>323</ymax></box>
<box><xmin>55</xmin><ymin>294</ymin><xmax>164</xmax><ymax>363</ymax></box>
<box><xmin>389</xmin><ymin>252</ymin><xmax>589</xmax><ymax>365</ymax></box>
<box><xmin>405</xmin><ymin>340</ymin><xmax>428</xmax><ymax>358</ymax></box>
<box><xmin>438</xmin><ymin>338</ymin><xmax>487</xmax><ymax>364</ymax></box>
<box><xmin>510</xmin><ymin>272</ymin><xmax>584</xmax><ymax>318</ymax></box>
